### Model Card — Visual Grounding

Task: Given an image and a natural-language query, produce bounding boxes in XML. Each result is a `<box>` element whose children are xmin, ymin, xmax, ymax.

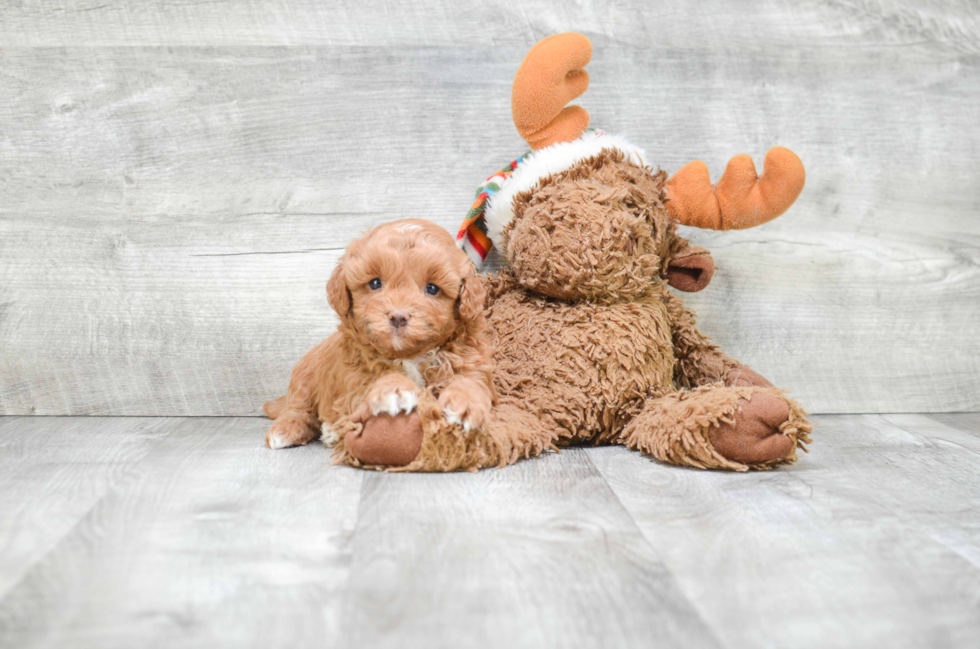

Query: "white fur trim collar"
<box><xmin>483</xmin><ymin>132</ymin><xmax>648</xmax><ymax>251</ymax></box>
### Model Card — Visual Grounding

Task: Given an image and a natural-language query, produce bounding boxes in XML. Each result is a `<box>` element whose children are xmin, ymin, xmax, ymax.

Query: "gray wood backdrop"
<box><xmin>1</xmin><ymin>0</ymin><xmax>978</xmax><ymax>416</ymax></box>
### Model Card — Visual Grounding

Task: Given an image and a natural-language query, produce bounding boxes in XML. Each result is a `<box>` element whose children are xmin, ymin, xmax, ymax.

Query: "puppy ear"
<box><xmin>456</xmin><ymin>262</ymin><xmax>486</xmax><ymax>328</ymax></box>
<box><xmin>665</xmin><ymin>245</ymin><xmax>715</xmax><ymax>292</ymax></box>
<box><xmin>326</xmin><ymin>257</ymin><xmax>353</xmax><ymax>318</ymax></box>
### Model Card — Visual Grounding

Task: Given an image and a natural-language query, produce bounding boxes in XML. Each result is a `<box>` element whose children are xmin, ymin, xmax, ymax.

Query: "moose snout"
<box><xmin>388</xmin><ymin>310</ymin><xmax>410</xmax><ymax>329</ymax></box>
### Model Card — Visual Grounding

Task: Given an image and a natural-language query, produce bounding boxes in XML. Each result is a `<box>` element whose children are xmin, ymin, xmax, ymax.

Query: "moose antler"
<box><xmin>512</xmin><ymin>33</ymin><xmax>592</xmax><ymax>150</ymax></box>
<box><xmin>666</xmin><ymin>147</ymin><xmax>806</xmax><ymax>230</ymax></box>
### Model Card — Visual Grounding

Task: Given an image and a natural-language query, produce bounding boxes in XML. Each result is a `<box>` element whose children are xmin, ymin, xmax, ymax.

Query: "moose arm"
<box><xmin>662</xmin><ymin>288</ymin><xmax>775</xmax><ymax>390</ymax></box>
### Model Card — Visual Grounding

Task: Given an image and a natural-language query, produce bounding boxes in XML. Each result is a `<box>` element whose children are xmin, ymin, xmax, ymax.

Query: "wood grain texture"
<box><xmin>0</xmin><ymin>212</ymin><xmax>347</xmax><ymax>416</ymax></box>
<box><xmin>2</xmin><ymin>0</ymin><xmax>979</xmax><ymax>48</ymax></box>
<box><xmin>0</xmin><ymin>417</ymin><xmax>363</xmax><ymax>649</ymax></box>
<box><xmin>1</xmin><ymin>414</ymin><xmax>979</xmax><ymax>647</ymax></box>
<box><xmin>927</xmin><ymin>412</ymin><xmax>980</xmax><ymax>436</ymax></box>
<box><xmin>592</xmin><ymin>413</ymin><xmax>980</xmax><ymax>649</ymax></box>
<box><xmin>342</xmin><ymin>450</ymin><xmax>719</xmax><ymax>649</ymax></box>
<box><xmin>1</xmin><ymin>1</ymin><xmax>979</xmax><ymax>415</ymax></box>
<box><xmin>0</xmin><ymin>417</ymin><xmax>176</xmax><ymax>600</ymax></box>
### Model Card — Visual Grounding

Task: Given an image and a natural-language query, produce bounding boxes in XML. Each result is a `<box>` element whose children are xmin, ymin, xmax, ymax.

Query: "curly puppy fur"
<box><xmin>263</xmin><ymin>219</ymin><xmax>494</xmax><ymax>453</ymax></box>
<box><xmin>268</xmin><ymin>153</ymin><xmax>812</xmax><ymax>473</ymax></box>
<box><xmin>331</xmin><ymin>394</ymin><xmax>555</xmax><ymax>472</ymax></box>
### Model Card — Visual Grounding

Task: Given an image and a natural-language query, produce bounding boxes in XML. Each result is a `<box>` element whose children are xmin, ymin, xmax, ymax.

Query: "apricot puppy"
<box><xmin>263</xmin><ymin>219</ymin><xmax>494</xmax><ymax>462</ymax></box>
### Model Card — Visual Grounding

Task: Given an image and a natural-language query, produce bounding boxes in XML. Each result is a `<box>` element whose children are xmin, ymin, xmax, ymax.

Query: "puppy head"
<box><xmin>503</xmin><ymin>149</ymin><xmax>714</xmax><ymax>301</ymax></box>
<box><xmin>327</xmin><ymin>219</ymin><xmax>484</xmax><ymax>359</ymax></box>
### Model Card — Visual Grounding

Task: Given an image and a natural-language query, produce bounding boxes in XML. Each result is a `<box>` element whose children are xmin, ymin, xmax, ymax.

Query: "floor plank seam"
<box><xmin>883</xmin><ymin>414</ymin><xmax>980</xmax><ymax>456</ymax></box>
<box><xmin>580</xmin><ymin>450</ymin><xmax>728</xmax><ymax>649</ymax></box>
<box><xmin>0</xmin><ymin>418</ymin><xmax>181</xmax><ymax>601</ymax></box>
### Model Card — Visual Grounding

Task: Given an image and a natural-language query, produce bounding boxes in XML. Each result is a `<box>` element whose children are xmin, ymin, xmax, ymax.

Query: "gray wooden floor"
<box><xmin>1</xmin><ymin>414</ymin><xmax>978</xmax><ymax>648</ymax></box>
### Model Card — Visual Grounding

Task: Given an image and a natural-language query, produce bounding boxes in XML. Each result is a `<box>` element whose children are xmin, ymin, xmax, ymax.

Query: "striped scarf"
<box><xmin>456</xmin><ymin>152</ymin><xmax>528</xmax><ymax>267</ymax></box>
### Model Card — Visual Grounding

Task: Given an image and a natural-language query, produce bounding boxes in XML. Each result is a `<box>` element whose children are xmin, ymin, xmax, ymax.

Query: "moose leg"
<box><xmin>333</xmin><ymin>394</ymin><xmax>558</xmax><ymax>472</ymax></box>
<box><xmin>662</xmin><ymin>289</ymin><xmax>774</xmax><ymax>390</ymax></box>
<box><xmin>620</xmin><ymin>386</ymin><xmax>812</xmax><ymax>471</ymax></box>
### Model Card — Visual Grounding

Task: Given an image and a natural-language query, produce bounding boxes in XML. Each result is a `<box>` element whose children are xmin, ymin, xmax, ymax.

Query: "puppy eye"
<box><xmin>425</xmin><ymin>283</ymin><xmax>440</xmax><ymax>296</ymax></box>
<box><xmin>368</xmin><ymin>278</ymin><xmax>382</xmax><ymax>290</ymax></box>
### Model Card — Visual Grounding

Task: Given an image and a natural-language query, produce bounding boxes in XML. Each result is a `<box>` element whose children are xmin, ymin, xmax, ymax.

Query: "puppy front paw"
<box><xmin>320</xmin><ymin>421</ymin><xmax>339</xmax><ymax>447</ymax></box>
<box><xmin>439</xmin><ymin>386</ymin><xmax>491</xmax><ymax>433</ymax></box>
<box><xmin>365</xmin><ymin>375</ymin><xmax>420</xmax><ymax>417</ymax></box>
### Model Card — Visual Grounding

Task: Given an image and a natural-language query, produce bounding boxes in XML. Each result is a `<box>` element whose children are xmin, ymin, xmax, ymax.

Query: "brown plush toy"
<box><xmin>335</xmin><ymin>33</ymin><xmax>812</xmax><ymax>472</ymax></box>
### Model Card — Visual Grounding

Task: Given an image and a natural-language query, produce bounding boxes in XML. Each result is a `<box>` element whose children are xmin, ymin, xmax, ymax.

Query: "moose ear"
<box><xmin>326</xmin><ymin>257</ymin><xmax>352</xmax><ymax>318</ymax></box>
<box><xmin>665</xmin><ymin>246</ymin><xmax>715</xmax><ymax>292</ymax></box>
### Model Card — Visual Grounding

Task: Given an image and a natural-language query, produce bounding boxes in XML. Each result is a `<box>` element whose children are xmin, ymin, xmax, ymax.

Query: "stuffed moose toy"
<box><xmin>268</xmin><ymin>33</ymin><xmax>812</xmax><ymax>472</ymax></box>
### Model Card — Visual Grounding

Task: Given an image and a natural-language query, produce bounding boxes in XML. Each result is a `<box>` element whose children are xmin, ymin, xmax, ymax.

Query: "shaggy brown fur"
<box><xmin>266</xmin><ymin>32</ymin><xmax>811</xmax><ymax>473</ymax></box>
<box><xmin>332</xmin><ymin>396</ymin><xmax>555</xmax><ymax>472</ymax></box>
<box><xmin>262</xmin><ymin>219</ymin><xmax>495</xmax><ymax>453</ymax></box>
<box><xmin>324</xmin><ymin>150</ymin><xmax>811</xmax><ymax>472</ymax></box>
<box><xmin>471</xmin><ymin>151</ymin><xmax>812</xmax><ymax>470</ymax></box>
<box><xmin>346</xmin><ymin>154</ymin><xmax>808</xmax><ymax>473</ymax></box>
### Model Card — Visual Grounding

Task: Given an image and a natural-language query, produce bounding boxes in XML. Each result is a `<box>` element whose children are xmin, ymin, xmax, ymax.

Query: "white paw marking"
<box><xmin>443</xmin><ymin>407</ymin><xmax>473</xmax><ymax>433</ymax></box>
<box><xmin>444</xmin><ymin>409</ymin><xmax>461</xmax><ymax>426</ymax></box>
<box><xmin>267</xmin><ymin>432</ymin><xmax>289</xmax><ymax>449</ymax></box>
<box><xmin>371</xmin><ymin>387</ymin><xmax>418</xmax><ymax>416</ymax></box>
<box><xmin>320</xmin><ymin>422</ymin><xmax>339</xmax><ymax>447</ymax></box>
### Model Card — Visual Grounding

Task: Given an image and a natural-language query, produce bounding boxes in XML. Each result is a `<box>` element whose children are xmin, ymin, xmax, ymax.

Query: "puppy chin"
<box><xmin>371</xmin><ymin>330</ymin><xmax>439</xmax><ymax>360</ymax></box>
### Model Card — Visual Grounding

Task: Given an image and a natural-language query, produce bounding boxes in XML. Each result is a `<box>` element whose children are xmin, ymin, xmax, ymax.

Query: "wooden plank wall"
<box><xmin>1</xmin><ymin>1</ymin><xmax>978</xmax><ymax>416</ymax></box>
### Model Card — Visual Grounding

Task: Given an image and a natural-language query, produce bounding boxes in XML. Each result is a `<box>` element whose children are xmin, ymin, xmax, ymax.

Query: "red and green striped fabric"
<box><xmin>456</xmin><ymin>153</ymin><xmax>527</xmax><ymax>267</ymax></box>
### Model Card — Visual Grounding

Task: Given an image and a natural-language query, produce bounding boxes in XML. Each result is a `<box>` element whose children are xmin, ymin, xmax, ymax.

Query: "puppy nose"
<box><xmin>388</xmin><ymin>310</ymin><xmax>410</xmax><ymax>329</ymax></box>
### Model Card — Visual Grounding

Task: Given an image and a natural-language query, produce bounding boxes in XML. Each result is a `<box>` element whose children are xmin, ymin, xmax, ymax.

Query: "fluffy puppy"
<box><xmin>263</xmin><ymin>219</ymin><xmax>494</xmax><ymax>455</ymax></box>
